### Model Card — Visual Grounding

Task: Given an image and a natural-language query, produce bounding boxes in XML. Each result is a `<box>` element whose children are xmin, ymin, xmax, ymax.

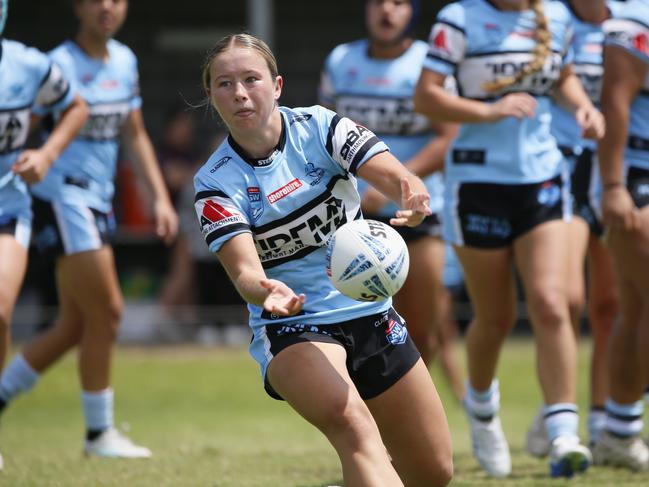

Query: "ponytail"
<box><xmin>482</xmin><ymin>0</ymin><xmax>552</xmax><ymax>93</ymax></box>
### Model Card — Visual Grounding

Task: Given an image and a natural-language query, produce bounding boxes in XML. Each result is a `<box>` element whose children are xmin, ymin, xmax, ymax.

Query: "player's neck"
<box><xmin>75</xmin><ymin>31</ymin><xmax>110</xmax><ymax>60</ymax></box>
<box><xmin>368</xmin><ymin>37</ymin><xmax>412</xmax><ymax>60</ymax></box>
<box><xmin>569</xmin><ymin>0</ymin><xmax>608</xmax><ymax>23</ymax></box>
<box><xmin>230</xmin><ymin>110</ymin><xmax>283</xmax><ymax>160</ymax></box>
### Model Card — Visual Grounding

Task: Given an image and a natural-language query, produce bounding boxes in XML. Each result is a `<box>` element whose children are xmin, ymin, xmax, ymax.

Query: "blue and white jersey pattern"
<box><xmin>551</xmin><ymin>1</ymin><xmax>624</xmax><ymax>154</ymax></box>
<box><xmin>605</xmin><ymin>0</ymin><xmax>649</xmax><ymax>171</ymax></box>
<box><xmin>319</xmin><ymin>39</ymin><xmax>444</xmax><ymax>216</ymax></box>
<box><xmin>194</xmin><ymin>105</ymin><xmax>392</xmax><ymax>333</ymax></box>
<box><xmin>32</xmin><ymin>39</ymin><xmax>142</xmax><ymax>212</ymax></box>
<box><xmin>0</xmin><ymin>39</ymin><xmax>74</xmax><ymax>222</ymax></box>
<box><xmin>423</xmin><ymin>0</ymin><xmax>573</xmax><ymax>184</ymax></box>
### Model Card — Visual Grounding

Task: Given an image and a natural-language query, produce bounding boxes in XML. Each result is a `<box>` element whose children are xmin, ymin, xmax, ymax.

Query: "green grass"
<box><xmin>1</xmin><ymin>339</ymin><xmax>647</xmax><ymax>486</ymax></box>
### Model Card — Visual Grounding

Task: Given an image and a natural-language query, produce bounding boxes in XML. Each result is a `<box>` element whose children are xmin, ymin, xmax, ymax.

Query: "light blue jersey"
<box><xmin>32</xmin><ymin>39</ymin><xmax>142</xmax><ymax>212</ymax></box>
<box><xmin>0</xmin><ymin>39</ymin><xmax>75</xmax><ymax>223</ymax></box>
<box><xmin>194</xmin><ymin>105</ymin><xmax>392</xmax><ymax>338</ymax></box>
<box><xmin>423</xmin><ymin>0</ymin><xmax>573</xmax><ymax>185</ymax></box>
<box><xmin>319</xmin><ymin>39</ymin><xmax>444</xmax><ymax>216</ymax></box>
<box><xmin>605</xmin><ymin>0</ymin><xmax>649</xmax><ymax>171</ymax></box>
<box><xmin>551</xmin><ymin>1</ymin><xmax>624</xmax><ymax>155</ymax></box>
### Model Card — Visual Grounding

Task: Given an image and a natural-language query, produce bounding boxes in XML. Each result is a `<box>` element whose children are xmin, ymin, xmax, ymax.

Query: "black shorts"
<box><xmin>627</xmin><ymin>166</ymin><xmax>649</xmax><ymax>210</ymax></box>
<box><xmin>567</xmin><ymin>147</ymin><xmax>605</xmax><ymax>237</ymax></box>
<box><xmin>451</xmin><ymin>173</ymin><xmax>570</xmax><ymax>248</ymax></box>
<box><xmin>369</xmin><ymin>213</ymin><xmax>442</xmax><ymax>243</ymax></box>
<box><xmin>262</xmin><ymin>307</ymin><xmax>421</xmax><ymax>401</ymax></box>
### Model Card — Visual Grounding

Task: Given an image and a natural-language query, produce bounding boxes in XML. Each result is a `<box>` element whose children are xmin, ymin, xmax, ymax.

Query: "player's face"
<box><xmin>366</xmin><ymin>0</ymin><xmax>413</xmax><ymax>45</ymax></box>
<box><xmin>76</xmin><ymin>0</ymin><xmax>128</xmax><ymax>39</ymax></box>
<box><xmin>208</xmin><ymin>47</ymin><xmax>282</xmax><ymax>133</ymax></box>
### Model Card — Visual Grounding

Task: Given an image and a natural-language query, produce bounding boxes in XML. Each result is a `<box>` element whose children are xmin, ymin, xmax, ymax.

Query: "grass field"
<box><xmin>1</xmin><ymin>338</ymin><xmax>648</xmax><ymax>486</ymax></box>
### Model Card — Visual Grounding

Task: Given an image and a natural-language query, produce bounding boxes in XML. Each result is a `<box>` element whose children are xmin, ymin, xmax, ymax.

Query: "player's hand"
<box><xmin>153</xmin><ymin>198</ymin><xmax>179</xmax><ymax>245</ymax></box>
<box><xmin>390</xmin><ymin>177</ymin><xmax>432</xmax><ymax>228</ymax></box>
<box><xmin>260</xmin><ymin>279</ymin><xmax>305</xmax><ymax>316</ymax></box>
<box><xmin>487</xmin><ymin>92</ymin><xmax>537</xmax><ymax>121</ymax></box>
<box><xmin>576</xmin><ymin>105</ymin><xmax>605</xmax><ymax>140</ymax></box>
<box><xmin>11</xmin><ymin>149</ymin><xmax>54</xmax><ymax>184</ymax></box>
<box><xmin>361</xmin><ymin>186</ymin><xmax>389</xmax><ymax>215</ymax></box>
<box><xmin>602</xmin><ymin>185</ymin><xmax>640</xmax><ymax>231</ymax></box>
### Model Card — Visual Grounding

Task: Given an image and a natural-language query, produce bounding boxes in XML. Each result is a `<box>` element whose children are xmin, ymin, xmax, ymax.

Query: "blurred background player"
<box><xmin>592</xmin><ymin>0</ymin><xmax>649</xmax><ymax>471</ymax></box>
<box><xmin>0</xmin><ymin>0</ymin><xmax>177</xmax><ymax>459</ymax></box>
<box><xmin>318</xmin><ymin>0</ymin><xmax>464</xmax><ymax>391</ymax></box>
<box><xmin>195</xmin><ymin>32</ymin><xmax>453</xmax><ymax>486</ymax></box>
<box><xmin>414</xmin><ymin>0</ymin><xmax>605</xmax><ymax>478</ymax></box>
<box><xmin>0</xmin><ymin>0</ymin><xmax>88</xmax><ymax>469</ymax></box>
<box><xmin>526</xmin><ymin>0</ymin><xmax>624</xmax><ymax>458</ymax></box>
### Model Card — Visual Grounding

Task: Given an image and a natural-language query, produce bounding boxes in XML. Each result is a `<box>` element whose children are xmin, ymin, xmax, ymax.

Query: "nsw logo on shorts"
<box><xmin>385</xmin><ymin>318</ymin><xmax>407</xmax><ymax>345</ymax></box>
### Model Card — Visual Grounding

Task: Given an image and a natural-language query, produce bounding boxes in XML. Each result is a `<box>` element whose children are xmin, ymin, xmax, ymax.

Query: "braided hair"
<box><xmin>482</xmin><ymin>0</ymin><xmax>552</xmax><ymax>93</ymax></box>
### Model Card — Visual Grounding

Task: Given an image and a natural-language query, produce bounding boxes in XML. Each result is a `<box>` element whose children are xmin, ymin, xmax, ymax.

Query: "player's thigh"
<box><xmin>366</xmin><ymin>359</ymin><xmax>452</xmax><ymax>479</ymax></box>
<box><xmin>0</xmin><ymin>234</ymin><xmax>28</xmax><ymax>321</ymax></box>
<box><xmin>454</xmin><ymin>244</ymin><xmax>517</xmax><ymax>326</ymax></box>
<box><xmin>267</xmin><ymin>340</ymin><xmax>372</xmax><ymax>433</ymax></box>
<box><xmin>56</xmin><ymin>246</ymin><xmax>123</xmax><ymax>320</ymax></box>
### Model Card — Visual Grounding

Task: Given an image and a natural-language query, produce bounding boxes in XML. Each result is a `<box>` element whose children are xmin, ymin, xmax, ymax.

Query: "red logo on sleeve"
<box><xmin>634</xmin><ymin>33</ymin><xmax>649</xmax><ymax>55</ymax></box>
<box><xmin>433</xmin><ymin>28</ymin><xmax>449</xmax><ymax>52</ymax></box>
<box><xmin>202</xmin><ymin>200</ymin><xmax>232</xmax><ymax>224</ymax></box>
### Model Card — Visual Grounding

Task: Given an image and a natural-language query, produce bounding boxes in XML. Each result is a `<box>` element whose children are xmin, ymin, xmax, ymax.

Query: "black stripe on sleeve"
<box><xmin>349</xmin><ymin>137</ymin><xmax>382</xmax><ymax>174</ymax></box>
<box><xmin>325</xmin><ymin>114</ymin><xmax>342</xmax><ymax>157</ymax></box>
<box><xmin>195</xmin><ymin>189</ymin><xmax>229</xmax><ymax>203</ymax></box>
<box><xmin>205</xmin><ymin>223</ymin><xmax>250</xmax><ymax>246</ymax></box>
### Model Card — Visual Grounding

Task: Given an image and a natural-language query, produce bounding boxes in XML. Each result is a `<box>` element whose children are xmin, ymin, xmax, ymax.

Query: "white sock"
<box><xmin>82</xmin><ymin>388</ymin><xmax>114</xmax><ymax>433</ymax></box>
<box><xmin>0</xmin><ymin>354</ymin><xmax>39</xmax><ymax>403</ymax></box>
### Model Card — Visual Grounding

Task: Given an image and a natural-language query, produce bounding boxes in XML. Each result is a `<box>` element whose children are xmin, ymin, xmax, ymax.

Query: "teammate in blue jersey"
<box><xmin>526</xmin><ymin>0</ymin><xmax>624</xmax><ymax>459</ymax></box>
<box><xmin>414</xmin><ymin>0</ymin><xmax>605</xmax><ymax>478</ymax></box>
<box><xmin>0</xmin><ymin>0</ymin><xmax>88</xmax><ymax>470</ymax></box>
<box><xmin>0</xmin><ymin>0</ymin><xmax>177</xmax><ymax>459</ymax></box>
<box><xmin>591</xmin><ymin>0</ymin><xmax>649</xmax><ymax>470</ymax></box>
<box><xmin>195</xmin><ymin>33</ymin><xmax>453</xmax><ymax>486</ymax></box>
<box><xmin>318</xmin><ymin>0</ymin><xmax>465</xmax><ymax>394</ymax></box>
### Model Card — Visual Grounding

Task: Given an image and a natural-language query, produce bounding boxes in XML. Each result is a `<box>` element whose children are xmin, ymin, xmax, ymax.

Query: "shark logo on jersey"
<box><xmin>247</xmin><ymin>187</ymin><xmax>264</xmax><ymax>221</ymax></box>
<box><xmin>385</xmin><ymin>318</ymin><xmax>408</xmax><ymax>345</ymax></box>
<box><xmin>304</xmin><ymin>162</ymin><xmax>324</xmax><ymax>186</ymax></box>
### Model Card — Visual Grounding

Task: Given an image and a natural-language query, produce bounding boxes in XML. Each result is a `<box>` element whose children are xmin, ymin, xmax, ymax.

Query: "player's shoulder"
<box><xmin>606</xmin><ymin>0</ymin><xmax>627</xmax><ymax>18</ymax></box>
<box><xmin>544</xmin><ymin>0</ymin><xmax>572</xmax><ymax>23</ymax></box>
<box><xmin>107</xmin><ymin>39</ymin><xmax>138</xmax><ymax>64</ymax></box>
<box><xmin>281</xmin><ymin>104</ymin><xmax>337</xmax><ymax>130</ymax></box>
<box><xmin>326</xmin><ymin>39</ymin><xmax>368</xmax><ymax>65</ymax></box>
<box><xmin>3</xmin><ymin>38</ymin><xmax>49</xmax><ymax>68</ymax></box>
<box><xmin>195</xmin><ymin>141</ymin><xmax>237</xmax><ymax>187</ymax></box>
<box><xmin>436</xmin><ymin>1</ymin><xmax>473</xmax><ymax>27</ymax></box>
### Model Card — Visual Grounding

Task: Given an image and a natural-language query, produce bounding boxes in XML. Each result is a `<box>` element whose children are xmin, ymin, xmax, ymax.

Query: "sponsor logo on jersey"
<box><xmin>100</xmin><ymin>79</ymin><xmax>120</xmax><ymax>90</ymax></box>
<box><xmin>198</xmin><ymin>199</ymin><xmax>245</xmax><ymax>236</ymax></box>
<box><xmin>255</xmin><ymin>195</ymin><xmax>346</xmax><ymax>264</ymax></box>
<box><xmin>210</xmin><ymin>156</ymin><xmax>232</xmax><ymax>173</ymax></box>
<box><xmin>385</xmin><ymin>318</ymin><xmax>408</xmax><ymax>345</ymax></box>
<box><xmin>79</xmin><ymin>102</ymin><xmax>131</xmax><ymax>141</ymax></box>
<box><xmin>247</xmin><ymin>186</ymin><xmax>264</xmax><ymax>221</ymax></box>
<box><xmin>364</xmin><ymin>76</ymin><xmax>391</xmax><ymax>86</ymax></box>
<box><xmin>267</xmin><ymin>178</ymin><xmax>303</xmax><ymax>204</ymax></box>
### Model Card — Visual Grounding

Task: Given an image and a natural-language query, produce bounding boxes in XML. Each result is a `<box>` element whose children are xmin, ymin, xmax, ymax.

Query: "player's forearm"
<box><xmin>40</xmin><ymin>95</ymin><xmax>88</xmax><ymax>164</ymax></box>
<box><xmin>598</xmin><ymin>100</ymin><xmax>628</xmax><ymax>186</ymax></box>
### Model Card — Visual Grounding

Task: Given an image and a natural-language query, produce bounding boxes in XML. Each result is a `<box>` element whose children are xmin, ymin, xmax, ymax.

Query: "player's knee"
<box><xmin>527</xmin><ymin>288</ymin><xmax>569</xmax><ymax>327</ymax></box>
<box><xmin>566</xmin><ymin>290</ymin><xmax>585</xmax><ymax>324</ymax></box>
<box><xmin>318</xmin><ymin>395</ymin><xmax>376</xmax><ymax>448</ymax></box>
<box><xmin>590</xmin><ymin>295</ymin><xmax>619</xmax><ymax>333</ymax></box>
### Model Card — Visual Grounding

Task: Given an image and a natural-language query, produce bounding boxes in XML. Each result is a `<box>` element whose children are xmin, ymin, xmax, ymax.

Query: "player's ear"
<box><xmin>274</xmin><ymin>75</ymin><xmax>283</xmax><ymax>101</ymax></box>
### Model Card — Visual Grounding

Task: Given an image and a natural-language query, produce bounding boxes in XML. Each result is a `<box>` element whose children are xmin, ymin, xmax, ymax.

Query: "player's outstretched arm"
<box><xmin>218</xmin><ymin>233</ymin><xmax>305</xmax><ymax>316</ymax></box>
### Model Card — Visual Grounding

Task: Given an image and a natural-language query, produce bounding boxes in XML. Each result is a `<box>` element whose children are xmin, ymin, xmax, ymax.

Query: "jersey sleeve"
<box><xmin>318</xmin><ymin>106</ymin><xmax>389</xmax><ymax>175</ymax></box>
<box><xmin>32</xmin><ymin>61</ymin><xmax>75</xmax><ymax>116</ymax></box>
<box><xmin>605</xmin><ymin>17</ymin><xmax>649</xmax><ymax>64</ymax></box>
<box><xmin>422</xmin><ymin>3</ymin><xmax>467</xmax><ymax>76</ymax></box>
<box><xmin>194</xmin><ymin>177</ymin><xmax>251</xmax><ymax>253</ymax></box>
<box><xmin>128</xmin><ymin>51</ymin><xmax>143</xmax><ymax>111</ymax></box>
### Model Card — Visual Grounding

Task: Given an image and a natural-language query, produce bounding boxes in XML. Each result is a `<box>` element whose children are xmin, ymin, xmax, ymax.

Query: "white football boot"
<box><xmin>593</xmin><ymin>431</ymin><xmax>649</xmax><ymax>471</ymax></box>
<box><xmin>466</xmin><ymin>412</ymin><xmax>512</xmax><ymax>477</ymax></box>
<box><xmin>549</xmin><ymin>435</ymin><xmax>592</xmax><ymax>478</ymax></box>
<box><xmin>526</xmin><ymin>408</ymin><xmax>551</xmax><ymax>458</ymax></box>
<box><xmin>84</xmin><ymin>428</ymin><xmax>152</xmax><ymax>458</ymax></box>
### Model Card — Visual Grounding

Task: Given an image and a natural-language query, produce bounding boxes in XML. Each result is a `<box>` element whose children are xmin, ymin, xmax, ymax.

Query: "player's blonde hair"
<box><xmin>482</xmin><ymin>0</ymin><xmax>551</xmax><ymax>92</ymax></box>
<box><xmin>202</xmin><ymin>33</ymin><xmax>279</xmax><ymax>96</ymax></box>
